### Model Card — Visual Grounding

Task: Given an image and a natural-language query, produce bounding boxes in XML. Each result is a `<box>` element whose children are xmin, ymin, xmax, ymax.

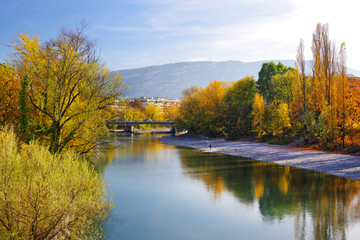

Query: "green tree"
<box><xmin>257</xmin><ymin>61</ymin><xmax>293</xmax><ymax>100</ymax></box>
<box><xmin>269</xmin><ymin>70</ymin><xmax>296</xmax><ymax>107</ymax></box>
<box><xmin>0</xmin><ymin>127</ymin><xmax>112</xmax><ymax>239</ymax></box>
<box><xmin>12</xmin><ymin>23</ymin><xmax>126</xmax><ymax>154</ymax></box>
<box><xmin>222</xmin><ymin>76</ymin><xmax>257</xmax><ymax>139</ymax></box>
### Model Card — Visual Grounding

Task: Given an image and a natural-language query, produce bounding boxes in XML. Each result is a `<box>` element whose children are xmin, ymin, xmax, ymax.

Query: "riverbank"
<box><xmin>159</xmin><ymin>133</ymin><xmax>360</xmax><ymax>181</ymax></box>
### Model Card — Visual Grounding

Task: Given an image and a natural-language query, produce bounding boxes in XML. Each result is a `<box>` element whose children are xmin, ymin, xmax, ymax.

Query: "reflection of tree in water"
<box><xmin>93</xmin><ymin>134</ymin><xmax>176</xmax><ymax>172</ymax></box>
<box><xmin>179</xmin><ymin>149</ymin><xmax>360</xmax><ymax>240</ymax></box>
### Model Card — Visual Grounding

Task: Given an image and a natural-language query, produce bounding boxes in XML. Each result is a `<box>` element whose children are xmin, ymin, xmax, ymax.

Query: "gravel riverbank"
<box><xmin>159</xmin><ymin>133</ymin><xmax>360</xmax><ymax>180</ymax></box>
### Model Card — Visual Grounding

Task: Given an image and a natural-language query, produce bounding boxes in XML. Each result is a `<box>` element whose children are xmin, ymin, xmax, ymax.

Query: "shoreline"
<box><xmin>159</xmin><ymin>133</ymin><xmax>360</xmax><ymax>181</ymax></box>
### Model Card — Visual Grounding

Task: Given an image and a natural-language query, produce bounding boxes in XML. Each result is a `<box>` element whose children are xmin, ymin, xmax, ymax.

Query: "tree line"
<box><xmin>115</xmin><ymin>99</ymin><xmax>176</xmax><ymax>122</ymax></box>
<box><xmin>107</xmin><ymin>99</ymin><xmax>177</xmax><ymax>130</ymax></box>
<box><xmin>0</xmin><ymin>23</ymin><xmax>124</xmax><ymax>239</ymax></box>
<box><xmin>175</xmin><ymin>23</ymin><xmax>360</xmax><ymax>150</ymax></box>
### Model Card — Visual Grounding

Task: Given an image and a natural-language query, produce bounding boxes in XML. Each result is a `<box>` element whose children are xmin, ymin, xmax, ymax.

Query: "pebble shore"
<box><xmin>160</xmin><ymin>133</ymin><xmax>360</xmax><ymax>180</ymax></box>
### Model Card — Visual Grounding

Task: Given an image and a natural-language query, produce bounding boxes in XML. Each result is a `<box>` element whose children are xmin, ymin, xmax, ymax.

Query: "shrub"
<box><xmin>0</xmin><ymin>127</ymin><xmax>112</xmax><ymax>239</ymax></box>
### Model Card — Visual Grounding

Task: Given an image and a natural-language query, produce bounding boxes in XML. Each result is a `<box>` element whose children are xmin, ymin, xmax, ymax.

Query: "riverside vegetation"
<box><xmin>0</xmin><ymin>22</ymin><xmax>125</xmax><ymax>239</ymax></box>
<box><xmin>175</xmin><ymin>23</ymin><xmax>360</xmax><ymax>153</ymax></box>
<box><xmin>1</xmin><ymin>21</ymin><xmax>360</xmax><ymax>238</ymax></box>
<box><xmin>0</xmin><ymin>127</ymin><xmax>112</xmax><ymax>239</ymax></box>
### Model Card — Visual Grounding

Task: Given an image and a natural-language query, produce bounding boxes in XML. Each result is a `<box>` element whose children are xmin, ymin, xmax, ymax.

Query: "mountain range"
<box><xmin>114</xmin><ymin>60</ymin><xmax>360</xmax><ymax>99</ymax></box>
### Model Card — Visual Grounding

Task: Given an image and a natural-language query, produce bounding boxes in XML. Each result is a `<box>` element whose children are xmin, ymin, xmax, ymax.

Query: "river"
<box><xmin>95</xmin><ymin>134</ymin><xmax>360</xmax><ymax>240</ymax></box>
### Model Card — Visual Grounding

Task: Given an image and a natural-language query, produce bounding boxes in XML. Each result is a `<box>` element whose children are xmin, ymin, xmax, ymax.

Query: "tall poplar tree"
<box><xmin>311</xmin><ymin>23</ymin><xmax>338</xmax><ymax>142</ymax></box>
<box><xmin>338</xmin><ymin>43</ymin><xmax>347</xmax><ymax>147</ymax></box>
<box><xmin>294</xmin><ymin>39</ymin><xmax>310</xmax><ymax>144</ymax></box>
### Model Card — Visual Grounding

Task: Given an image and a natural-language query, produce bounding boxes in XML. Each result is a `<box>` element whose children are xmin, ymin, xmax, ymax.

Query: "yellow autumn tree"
<box><xmin>132</xmin><ymin>107</ymin><xmax>146</xmax><ymax>121</ymax></box>
<box><xmin>145</xmin><ymin>104</ymin><xmax>164</xmax><ymax>121</ymax></box>
<box><xmin>12</xmin><ymin>23</ymin><xmax>126</xmax><ymax>154</ymax></box>
<box><xmin>336</xmin><ymin>43</ymin><xmax>348</xmax><ymax>146</ymax></box>
<box><xmin>197</xmin><ymin>79</ymin><xmax>227</xmax><ymax>136</ymax></box>
<box><xmin>309</xmin><ymin>23</ymin><xmax>338</xmax><ymax>143</ymax></box>
<box><xmin>175</xmin><ymin>80</ymin><xmax>226</xmax><ymax>136</ymax></box>
<box><xmin>290</xmin><ymin>23</ymin><xmax>353</xmax><ymax>147</ymax></box>
<box><xmin>163</xmin><ymin>104</ymin><xmax>178</xmax><ymax>121</ymax></box>
<box><xmin>252</xmin><ymin>93</ymin><xmax>266</xmax><ymax>139</ymax></box>
<box><xmin>175</xmin><ymin>86</ymin><xmax>202</xmax><ymax>133</ymax></box>
<box><xmin>268</xmin><ymin>101</ymin><xmax>291</xmax><ymax>136</ymax></box>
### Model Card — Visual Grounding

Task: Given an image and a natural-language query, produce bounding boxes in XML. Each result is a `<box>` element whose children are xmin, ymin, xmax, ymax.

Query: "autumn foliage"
<box><xmin>0</xmin><ymin>24</ymin><xmax>121</xmax><ymax>238</ymax></box>
<box><xmin>176</xmin><ymin>23</ymin><xmax>360</xmax><ymax>150</ymax></box>
<box><xmin>176</xmin><ymin>80</ymin><xmax>227</xmax><ymax>137</ymax></box>
<box><xmin>0</xmin><ymin>127</ymin><xmax>112</xmax><ymax>239</ymax></box>
<box><xmin>0</xmin><ymin>64</ymin><xmax>20</xmax><ymax>125</ymax></box>
<box><xmin>6</xmin><ymin>24</ymin><xmax>125</xmax><ymax>154</ymax></box>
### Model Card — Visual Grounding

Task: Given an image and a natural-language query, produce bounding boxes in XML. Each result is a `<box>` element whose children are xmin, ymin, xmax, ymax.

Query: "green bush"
<box><xmin>0</xmin><ymin>127</ymin><xmax>112</xmax><ymax>239</ymax></box>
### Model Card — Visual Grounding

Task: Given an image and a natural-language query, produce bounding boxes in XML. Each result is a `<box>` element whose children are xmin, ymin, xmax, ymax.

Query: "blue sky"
<box><xmin>1</xmin><ymin>0</ymin><xmax>359</xmax><ymax>70</ymax></box>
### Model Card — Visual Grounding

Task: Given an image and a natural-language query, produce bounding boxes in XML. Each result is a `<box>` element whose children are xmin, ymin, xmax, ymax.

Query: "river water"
<box><xmin>96</xmin><ymin>134</ymin><xmax>360</xmax><ymax>240</ymax></box>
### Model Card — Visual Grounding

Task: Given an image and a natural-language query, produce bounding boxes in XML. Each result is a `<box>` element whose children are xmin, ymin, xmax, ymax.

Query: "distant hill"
<box><xmin>114</xmin><ymin>60</ymin><xmax>360</xmax><ymax>99</ymax></box>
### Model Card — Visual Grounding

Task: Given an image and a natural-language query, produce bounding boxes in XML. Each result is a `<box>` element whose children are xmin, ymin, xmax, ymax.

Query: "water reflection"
<box><xmin>179</xmin><ymin>150</ymin><xmax>360</xmax><ymax>240</ymax></box>
<box><xmin>94</xmin><ymin>134</ymin><xmax>176</xmax><ymax>172</ymax></box>
<box><xmin>96</xmin><ymin>135</ymin><xmax>360</xmax><ymax>240</ymax></box>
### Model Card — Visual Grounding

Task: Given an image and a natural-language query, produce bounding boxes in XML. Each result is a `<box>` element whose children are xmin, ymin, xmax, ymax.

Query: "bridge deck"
<box><xmin>107</xmin><ymin>121</ymin><xmax>174</xmax><ymax>125</ymax></box>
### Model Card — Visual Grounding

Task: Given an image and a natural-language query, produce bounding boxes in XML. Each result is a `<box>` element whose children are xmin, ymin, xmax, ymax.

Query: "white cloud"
<box><xmin>100</xmin><ymin>0</ymin><xmax>360</xmax><ymax>69</ymax></box>
<box><xmin>288</xmin><ymin>0</ymin><xmax>360</xmax><ymax>69</ymax></box>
